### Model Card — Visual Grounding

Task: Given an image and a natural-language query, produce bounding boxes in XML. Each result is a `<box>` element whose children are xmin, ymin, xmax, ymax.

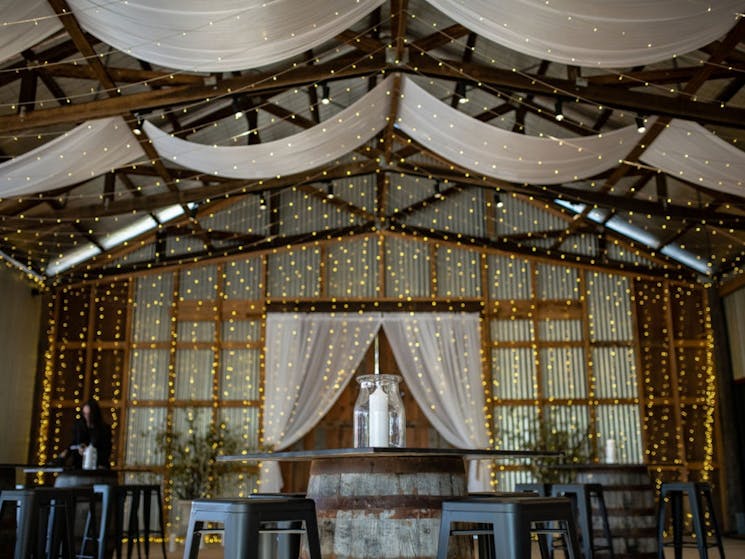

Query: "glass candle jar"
<box><xmin>353</xmin><ymin>374</ymin><xmax>406</xmax><ymax>448</ymax></box>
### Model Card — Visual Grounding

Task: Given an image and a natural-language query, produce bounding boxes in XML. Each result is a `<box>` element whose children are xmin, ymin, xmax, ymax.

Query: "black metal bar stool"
<box><xmin>551</xmin><ymin>483</ymin><xmax>615</xmax><ymax>559</ymax></box>
<box><xmin>0</xmin><ymin>486</ymin><xmax>93</xmax><ymax>559</ymax></box>
<box><xmin>77</xmin><ymin>483</ymin><xmax>114</xmax><ymax>559</ymax></box>
<box><xmin>436</xmin><ymin>495</ymin><xmax>581</xmax><ymax>559</ymax></box>
<box><xmin>113</xmin><ymin>484</ymin><xmax>167</xmax><ymax>559</ymax></box>
<box><xmin>657</xmin><ymin>481</ymin><xmax>725</xmax><ymax>559</ymax></box>
<box><xmin>182</xmin><ymin>497</ymin><xmax>322</xmax><ymax>559</ymax></box>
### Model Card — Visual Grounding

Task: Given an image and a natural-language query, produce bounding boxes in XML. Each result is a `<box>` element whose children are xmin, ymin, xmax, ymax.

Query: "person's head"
<box><xmin>82</xmin><ymin>398</ymin><xmax>104</xmax><ymax>427</ymax></box>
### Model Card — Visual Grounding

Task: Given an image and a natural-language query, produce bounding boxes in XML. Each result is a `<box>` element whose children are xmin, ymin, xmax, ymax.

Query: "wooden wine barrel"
<box><xmin>305</xmin><ymin>455</ymin><xmax>472</xmax><ymax>559</ymax></box>
<box><xmin>573</xmin><ymin>464</ymin><xmax>658</xmax><ymax>559</ymax></box>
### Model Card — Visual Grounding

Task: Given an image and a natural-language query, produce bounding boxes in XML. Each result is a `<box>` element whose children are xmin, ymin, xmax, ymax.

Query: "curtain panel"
<box><xmin>262</xmin><ymin>312</ymin><xmax>491</xmax><ymax>492</ymax></box>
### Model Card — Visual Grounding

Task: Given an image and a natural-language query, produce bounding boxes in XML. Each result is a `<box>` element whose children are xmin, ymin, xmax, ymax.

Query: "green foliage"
<box><xmin>526</xmin><ymin>418</ymin><xmax>594</xmax><ymax>483</ymax></box>
<box><xmin>154</xmin><ymin>416</ymin><xmax>241</xmax><ymax>500</ymax></box>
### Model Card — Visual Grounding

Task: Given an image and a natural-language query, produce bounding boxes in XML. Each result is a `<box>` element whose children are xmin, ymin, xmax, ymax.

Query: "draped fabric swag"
<box><xmin>426</xmin><ymin>0</ymin><xmax>744</xmax><ymax>67</ymax></box>
<box><xmin>145</xmin><ymin>74</ymin><xmax>641</xmax><ymax>185</ymax></box>
<box><xmin>262</xmin><ymin>312</ymin><xmax>491</xmax><ymax>492</ymax></box>
<box><xmin>5</xmin><ymin>1</ymin><xmax>740</xmax><ymax>70</ymax></box>
<box><xmin>4</xmin><ymin>79</ymin><xmax>744</xmax><ymax>201</ymax></box>
<box><xmin>0</xmin><ymin>117</ymin><xmax>145</xmax><ymax>197</ymax></box>
<box><xmin>142</xmin><ymin>76</ymin><xmax>393</xmax><ymax>180</ymax></box>
<box><xmin>0</xmin><ymin>1</ymin><xmax>62</xmax><ymax>64</ymax></box>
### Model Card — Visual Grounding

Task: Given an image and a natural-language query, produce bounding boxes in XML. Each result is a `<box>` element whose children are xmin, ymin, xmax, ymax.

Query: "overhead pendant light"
<box><xmin>258</xmin><ymin>192</ymin><xmax>268</xmax><ymax>210</ymax></box>
<box><xmin>320</xmin><ymin>83</ymin><xmax>331</xmax><ymax>105</ymax></box>
<box><xmin>325</xmin><ymin>181</ymin><xmax>334</xmax><ymax>200</ymax></box>
<box><xmin>636</xmin><ymin>115</ymin><xmax>647</xmax><ymax>134</ymax></box>
<box><xmin>554</xmin><ymin>99</ymin><xmax>564</xmax><ymax>121</ymax></box>
<box><xmin>434</xmin><ymin>181</ymin><xmax>443</xmax><ymax>199</ymax></box>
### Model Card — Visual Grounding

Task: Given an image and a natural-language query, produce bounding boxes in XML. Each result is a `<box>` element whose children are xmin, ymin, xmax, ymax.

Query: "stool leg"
<box><xmin>657</xmin><ymin>492</ymin><xmax>667</xmax><ymax>559</ymax></box>
<box><xmin>97</xmin><ymin>486</ymin><xmax>112</xmax><ymax>559</ymax></box>
<box><xmin>595</xmin><ymin>489</ymin><xmax>615</xmax><ymax>559</ymax></box>
<box><xmin>436</xmin><ymin>511</ymin><xmax>452</xmax><ymax>559</ymax></box>
<box><xmin>115</xmin><ymin>490</ymin><xmax>125</xmax><ymax>559</ymax></box>
<box><xmin>80</xmin><ymin>498</ymin><xmax>97</xmax><ymax>558</ymax></box>
<box><xmin>63</xmin><ymin>495</ymin><xmax>77</xmax><ymax>559</ymax></box>
<box><xmin>154</xmin><ymin>490</ymin><xmax>167</xmax><ymax>559</ymax></box>
<box><xmin>689</xmin><ymin>489</ymin><xmax>708</xmax><ymax>559</ymax></box>
<box><xmin>14</xmin><ymin>494</ymin><xmax>35</xmax><ymax>559</ymax></box>
<box><xmin>303</xmin><ymin>510</ymin><xmax>323</xmax><ymax>559</ymax></box>
<box><xmin>577</xmin><ymin>490</ymin><xmax>593</xmax><ymax>559</ymax></box>
<box><xmin>127</xmin><ymin>490</ymin><xmax>141</xmax><ymax>559</ymax></box>
<box><xmin>702</xmin><ymin>489</ymin><xmax>725</xmax><ymax>559</ymax></box>
<box><xmin>142</xmin><ymin>491</ymin><xmax>151</xmax><ymax>559</ymax></box>
<box><xmin>183</xmin><ymin>518</ymin><xmax>202</xmax><ymax>559</ymax></box>
<box><xmin>672</xmin><ymin>492</ymin><xmax>683</xmax><ymax>559</ymax></box>
<box><xmin>562</xmin><ymin>515</ymin><xmax>582</xmax><ymax>559</ymax></box>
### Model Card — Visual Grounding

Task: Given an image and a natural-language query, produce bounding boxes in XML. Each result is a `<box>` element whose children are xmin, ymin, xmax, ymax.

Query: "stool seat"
<box><xmin>436</xmin><ymin>495</ymin><xmax>581</xmax><ymax>559</ymax></box>
<box><xmin>183</xmin><ymin>497</ymin><xmax>322</xmax><ymax>559</ymax></box>
<box><xmin>657</xmin><ymin>481</ymin><xmax>725</xmax><ymax>559</ymax></box>
<box><xmin>551</xmin><ymin>483</ymin><xmax>615</xmax><ymax>559</ymax></box>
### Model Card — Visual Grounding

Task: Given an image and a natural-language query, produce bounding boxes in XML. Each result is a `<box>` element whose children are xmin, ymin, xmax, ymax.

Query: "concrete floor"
<box><xmin>162</xmin><ymin>536</ymin><xmax>745</xmax><ymax>558</ymax></box>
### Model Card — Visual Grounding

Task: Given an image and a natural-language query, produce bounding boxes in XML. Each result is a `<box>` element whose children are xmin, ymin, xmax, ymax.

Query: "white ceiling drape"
<box><xmin>397</xmin><ymin>77</ymin><xmax>642</xmax><ymax>185</ymax></box>
<box><xmin>144</xmin><ymin>74</ymin><xmax>642</xmax><ymax>185</ymax></box>
<box><xmin>427</xmin><ymin>0</ymin><xmax>745</xmax><ymax>67</ymax></box>
<box><xmin>0</xmin><ymin>0</ymin><xmax>63</xmax><ymax>64</ymax></box>
<box><xmin>5</xmin><ymin>79</ymin><xmax>744</xmax><ymax>200</ymax></box>
<box><xmin>142</xmin><ymin>75</ymin><xmax>393</xmax><ymax>179</ymax></box>
<box><xmin>640</xmin><ymin>119</ymin><xmax>745</xmax><ymax>198</ymax></box>
<box><xmin>66</xmin><ymin>0</ymin><xmax>385</xmax><ymax>72</ymax></box>
<box><xmin>4</xmin><ymin>1</ymin><xmax>740</xmax><ymax>71</ymax></box>
<box><xmin>0</xmin><ymin>117</ymin><xmax>145</xmax><ymax>198</ymax></box>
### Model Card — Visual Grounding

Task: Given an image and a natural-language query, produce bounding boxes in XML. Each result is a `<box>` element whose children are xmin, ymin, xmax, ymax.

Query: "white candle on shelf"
<box><xmin>369</xmin><ymin>385</ymin><xmax>389</xmax><ymax>447</ymax></box>
<box><xmin>604</xmin><ymin>438</ymin><xmax>617</xmax><ymax>463</ymax></box>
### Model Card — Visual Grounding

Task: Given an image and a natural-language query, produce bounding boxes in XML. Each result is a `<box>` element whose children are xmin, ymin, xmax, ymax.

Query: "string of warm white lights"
<box><xmin>34</xmin><ymin>232</ymin><xmax>720</xmax><ymax>493</ymax></box>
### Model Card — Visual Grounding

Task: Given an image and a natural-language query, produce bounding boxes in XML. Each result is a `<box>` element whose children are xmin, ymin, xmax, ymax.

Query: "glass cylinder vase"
<box><xmin>353</xmin><ymin>374</ymin><xmax>406</xmax><ymax>448</ymax></box>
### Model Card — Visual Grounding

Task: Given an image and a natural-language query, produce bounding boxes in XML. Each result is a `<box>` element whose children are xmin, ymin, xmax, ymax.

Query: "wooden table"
<box><xmin>220</xmin><ymin>447</ymin><xmax>560</xmax><ymax>559</ymax></box>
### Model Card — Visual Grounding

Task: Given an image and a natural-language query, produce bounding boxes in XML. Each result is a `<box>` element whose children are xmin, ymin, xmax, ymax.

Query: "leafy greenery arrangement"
<box><xmin>526</xmin><ymin>418</ymin><xmax>594</xmax><ymax>483</ymax></box>
<box><xmin>155</xmin><ymin>418</ymin><xmax>241</xmax><ymax>500</ymax></box>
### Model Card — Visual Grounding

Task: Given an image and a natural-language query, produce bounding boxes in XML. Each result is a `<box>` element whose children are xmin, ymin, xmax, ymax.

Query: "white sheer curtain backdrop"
<box><xmin>428</xmin><ymin>0</ymin><xmax>744</xmax><ymax>67</ymax></box>
<box><xmin>0</xmin><ymin>116</ymin><xmax>145</xmax><ymax>197</ymax></box>
<box><xmin>382</xmin><ymin>313</ymin><xmax>491</xmax><ymax>492</ymax></box>
<box><xmin>67</xmin><ymin>0</ymin><xmax>384</xmax><ymax>72</ymax></box>
<box><xmin>0</xmin><ymin>1</ymin><xmax>62</xmax><ymax>64</ymax></box>
<box><xmin>261</xmin><ymin>313</ymin><xmax>382</xmax><ymax>491</ymax></box>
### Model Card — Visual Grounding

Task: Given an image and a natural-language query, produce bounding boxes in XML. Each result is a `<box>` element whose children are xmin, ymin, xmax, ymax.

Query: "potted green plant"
<box><xmin>526</xmin><ymin>418</ymin><xmax>594</xmax><ymax>484</ymax></box>
<box><xmin>154</xmin><ymin>417</ymin><xmax>241</xmax><ymax>538</ymax></box>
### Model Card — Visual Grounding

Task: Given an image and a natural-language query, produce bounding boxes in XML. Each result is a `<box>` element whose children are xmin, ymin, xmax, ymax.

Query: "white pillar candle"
<box><xmin>369</xmin><ymin>386</ymin><xmax>389</xmax><ymax>447</ymax></box>
<box><xmin>604</xmin><ymin>438</ymin><xmax>617</xmax><ymax>463</ymax></box>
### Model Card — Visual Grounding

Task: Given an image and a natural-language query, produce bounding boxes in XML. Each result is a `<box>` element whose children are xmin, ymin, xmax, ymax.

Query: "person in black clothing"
<box><xmin>59</xmin><ymin>398</ymin><xmax>112</xmax><ymax>469</ymax></box>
